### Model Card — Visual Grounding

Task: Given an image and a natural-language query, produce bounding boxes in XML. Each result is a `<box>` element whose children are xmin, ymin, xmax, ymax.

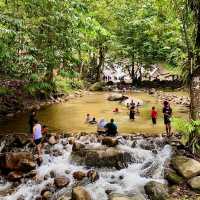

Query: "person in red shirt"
<box><xmin>151</xmin><ymin>106</ymin><xmax>158</xmax><ymax>126</ymax></box>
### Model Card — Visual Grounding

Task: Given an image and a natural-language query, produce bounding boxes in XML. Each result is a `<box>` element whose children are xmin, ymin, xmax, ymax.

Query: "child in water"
<box><xmin>151</xmin><ymin>106</ymin><xmax>158</xmax><ymax>127</ymax></box>
<box><xmin>89</xmin><ymin>117</ymin><xmax>97</xmax><ymax>124</ymax></box>
<box><xmin>113</xmin><ymin>108</ymin><xmax>119</xmax><ymax>113</ymax></box>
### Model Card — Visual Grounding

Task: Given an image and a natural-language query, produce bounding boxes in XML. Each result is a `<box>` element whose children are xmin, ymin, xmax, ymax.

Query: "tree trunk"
<box><xmin>190</xmin><ymin>1</ymin><xmax>200</xmax><ymax>120</ymax></box>
<box><xmin>131</xmin><ymin>55</ymin><xmax>135</xmax><ymax>85</ymax></box>
<box><xmin>96</xmin><ymin>46</ymin><xmax>105</xmax><ymax>82</ymax></box>
<box><xmin>190</xmin><ymin>67</ymin><xmax>200</xmax><ymax>121</ymax></box>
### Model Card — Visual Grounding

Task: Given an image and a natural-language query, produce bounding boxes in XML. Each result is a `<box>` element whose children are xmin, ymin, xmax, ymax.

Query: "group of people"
<box><xmin>28</xmin><ymin>110</ymin><xmax>48</xmax><ymax>156</ymax></box>
<box><xmin>85</xmin><ymin>114</ymin><xmax>118</xmax><ymax>136</ymax></box>
<box><xmin>86</xmin><ymin>100</ymin><xmax>173</xmax><ymax>137</ymax></box>
<box><xmin>29</xmin><ymin>100</ymin><xmax>172</xmax><ymax>157</ymax></box>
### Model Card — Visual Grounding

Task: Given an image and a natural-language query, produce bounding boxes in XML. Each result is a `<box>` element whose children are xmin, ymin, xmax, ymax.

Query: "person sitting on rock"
<box><xmin>89</xmin><ymin>117</ymin><xmax>97</xmax><ymax>125</ymax></box>
<box><xmin>105</xmin><ymin>119</ymin><xmax>118</xmax><ymax>137</ymax></box>
<box><xmin>33</xmin><ymin>119</ymin><xmax>42</xmax><ymax>156</ymax></box>
<box><xmin>97</xmin><ymin>119</ymin><xmax>107</xmax><ymax>135</ymax></box>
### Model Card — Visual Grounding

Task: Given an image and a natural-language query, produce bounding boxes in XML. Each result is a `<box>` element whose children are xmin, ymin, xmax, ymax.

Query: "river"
<box><xmin>0</xmin><ymin>91</ymin><xmax>188</xmax><ymax>135</ymax></box>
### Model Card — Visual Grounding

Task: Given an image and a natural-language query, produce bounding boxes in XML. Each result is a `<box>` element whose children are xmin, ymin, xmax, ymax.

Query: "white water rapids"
<box><xmin>0</xmin><ymin>136</ymin><xmax>172</xmax><ymax>200</ymax></box>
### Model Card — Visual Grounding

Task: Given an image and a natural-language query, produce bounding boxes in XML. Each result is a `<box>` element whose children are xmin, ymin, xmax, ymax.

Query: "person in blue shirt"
<box><xmin>105</xmin><ymin>119</ymin><xmax>118</xmax><ymax>137</ymax></box>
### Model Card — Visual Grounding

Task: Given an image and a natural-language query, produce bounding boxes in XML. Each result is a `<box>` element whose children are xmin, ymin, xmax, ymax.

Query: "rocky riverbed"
<box><xmin>0</xmin><ymin>133</ymin><xmax>200</xmax><ymax>200</ymax></box>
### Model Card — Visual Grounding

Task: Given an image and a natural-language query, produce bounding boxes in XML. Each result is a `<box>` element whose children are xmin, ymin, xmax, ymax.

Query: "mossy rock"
<box><xmin>89</xmin><ymin>82</ymin><xmax>105</xmax><ymax>91</ymax></box>
<box><xmin>144</xmin><ymin>181</ymin><xmax>169</xmax><ymax>200</ymax></box>
<box><xmin>165</xmin><ymin>168</ymin><xmax>184</xmax><ymax>185</ymax></box>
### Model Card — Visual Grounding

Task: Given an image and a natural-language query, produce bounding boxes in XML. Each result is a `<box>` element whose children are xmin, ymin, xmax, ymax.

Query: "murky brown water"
<box><xmin>0</xmin><ymin>91</ymin><xmax>189</xmax><ymax>135</ymax></box>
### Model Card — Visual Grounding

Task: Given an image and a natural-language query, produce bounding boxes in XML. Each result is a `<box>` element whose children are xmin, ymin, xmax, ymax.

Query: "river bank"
<box><xmin>0</xmin><ymin>132</ymin><xmax>200</xmax><ymax>200</ymax></box>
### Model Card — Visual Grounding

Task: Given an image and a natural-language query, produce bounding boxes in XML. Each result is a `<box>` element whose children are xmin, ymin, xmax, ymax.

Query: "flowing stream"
<box><xmin>0</xmin><ymin>135</ymin><xmax>172</xmax><ymax>200</ymax></box>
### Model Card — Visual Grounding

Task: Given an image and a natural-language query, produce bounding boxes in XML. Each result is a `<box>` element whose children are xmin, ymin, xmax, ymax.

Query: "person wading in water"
<box><xmin>163</xmin><ymin>101</ymin><xmax>172</xmax><ymax>137</ymax></box>
<box><xmin>129</xmin><ymin>105</ymin><xmax>136</xmax><ymax>120</ymax></box>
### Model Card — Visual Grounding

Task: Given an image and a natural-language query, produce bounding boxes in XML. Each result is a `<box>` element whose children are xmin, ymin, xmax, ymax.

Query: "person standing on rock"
<box><xmin>33</xmin><ymin>119</ymin><xmax>42</xmax><ymax>156</ymax></box>
<box><xmin>105</xmin><ymin>119</ymin><xmax>118</xmax><ymax>137</ymax></box>
<box><xmin>29</xmin><ymin>110</ymin><xmax>37</xmax><ymax>134</ymax></box>
<box><xmin>163</xmin><ymin>101</ymin><xmax>172</xmax><ymax>137</ymax></box>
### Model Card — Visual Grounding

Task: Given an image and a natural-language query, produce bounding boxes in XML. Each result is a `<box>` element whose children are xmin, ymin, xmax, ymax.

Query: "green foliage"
<box><xmin>173</xmin><ymin>118</ymin><xmax>200</xmax><ymax>153</ymax></box>
<box><xmin>0</xmin><ymin>87</ymin><xmax>13</xmax><ymax>96</ymax></box>
<box><xmin>24</xmin><ymin>82</ymin><xmax>53</xmax><ymax>97</ymax></box>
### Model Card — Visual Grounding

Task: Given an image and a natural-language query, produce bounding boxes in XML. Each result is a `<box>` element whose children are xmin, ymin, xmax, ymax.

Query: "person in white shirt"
<box><xmin>32</xmin><ymin>119</ymin><xmax>42</xmax><ymax>156</ymax></box>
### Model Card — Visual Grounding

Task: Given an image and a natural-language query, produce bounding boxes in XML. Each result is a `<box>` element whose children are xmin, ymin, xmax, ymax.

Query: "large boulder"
<box><xmin>109</xmin><ymin>193</ymin><xmax>145</xmax><ymax>200</ymax></box>
<box><xmin>89</xmin><ymin>82</ymin><xmax>104</xmax><ymax>91</ymax></box>
<box><xmin>144</xmin><ymin>181</ymin><xmax>169</xmax><ymax>200</ymax></box>
<box><xmin>0</xmin><ymin>152</ymin><xmax>36</xmax><ymax>172</ymax></box>
<box><xmin>102</xmin><ymin>137</ymin><xmax>118</xmax><ymax>147</ymax></box>
<box><xmin>87</xmin><ymin>170</ymin><xmax>99</xmax><ymax>182</ymax></box>
<box><xmin>188</xmin><ymin>176</ymin><xmax>200</xmax><ymax>190</ymax></box>
<box><xmin>73</xmin><ymin>171</ymin><xmax>86</xmax><ymax>181</ymax></box>
<box><xmin>7</xmin><ymin>171</ymin><xmax>23</xmax><ymax>182</ymax></box>
<box><xmin>171</xmin><ymin>155</ymin><xmax>200</xmax><ymax>178</ymax></box>
<box><xmin>107</xmin><ymin>94</ymin><xmax>128</xmax><ymax>101</ymax></box>
<box><xmin>71</xmin><ymin>147</ymin><xmax>132</xmax><ymax>169</ymax></box>
<box><xmin>72</xmin><ymin>186</ymin><xmax>91</xmax><ymax>200</ymax></box>
<box><xmin>72</xmin><ymin>142</ymin><xmax>85</xmax><ymax>152</ymax></box>
<box><xmin>54</xmin><ymin>176</ymin><xmax>70</xmax><ymax>188</ymax></box>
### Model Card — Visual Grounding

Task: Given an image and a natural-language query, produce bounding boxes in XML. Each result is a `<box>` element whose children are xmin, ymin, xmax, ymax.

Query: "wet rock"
<box><xmin>171</xmin><ymin>155</ymin><xmax>200</xmax><ymax>178</ymax></box>
<box><xmin>48</xmin><ymin>136</ymin><xmax>58</xmax><ymax>145</ymax></box>
<box><xmin>50</xmin><ymin>170</ymin><xmax>56</xmax><ymax>178</ymax></box>
<box><xmin>89</xmin><ymin>82</ymin><xmax>104</xmax><ymax>91</ymax></box>
<box><xmin>71</xmin><ymin>147</ymin><xmax>132</xmax><ymax>169</ymax></box>
<box><xmin>72</xmin><ymin>186</ymin><xmax>91</xmax><ymax>200</ymax></box>
<box><xmin>131</xmin><ymin>140</ymin><xmax>137</xmax><ymax>148</ymax></box>
<box><xmin>54</xmin><ymin>176</ymin><xmax>70</xmax><ymax>188</ymax></box>
<box><xmin>87</xmin><ymin>170</ymin><xmax>99</xmax><ymax>182</ymax></box>
<box><xmin>69</xmin><ymin>138</ymin><xmax>75</xmax><ymax>145</ymax></box>
<box><xmin>58</xmin><ymin>196</ymin><xmax>71</xmax><ymax>200</ymax></box>
<box><xmin>7</xmin><ymin>171</ymin><xmax>23</xmax><ymax>181</ymax></box>
<box><xmin>102</xmin><ymin>137</ymin><xmax>118</xmax><ymax>147</ymax></box>
<box><xmin>107</xmin><ymin>93</ymin><xmax>128</xmax><ymax>101</ymax></box>
<box><xmin>109</xmin><ymin>193</ymin><xmax>145</xmax><ymax>200</ymax></box>
<box><xmin>164</xmin><ymin>168</ymin><xmax>184</xmax><ymax>185</ymax></box>
<box><xmin>139</xmin><ymin>140</ymin><xmax>155</xmax><ymax>150</ymax></box>
<box><xmin>18</xmin><ymin>159</ymin><xmax>36</xmax><ymax>172</ymax></box>
<box><xmin>42</xmin><ymin>191</ymin><xmax>53</xmax><ymax>200</ymax></box>
<box><xmin>73</xmin><ymin>171</ymin><xmax>86</xmax><ymax>181</ymax></box>
<box><xmin>188</xmin><ymin>176</ymin><xmax>200</xmax><ymax>190</ymax></box>
<box><xmin>0</xmin><ymin>152</ymin><xmax>35</xmax><ymax>172</ymax></box>
<box><xmin>72</xmin><ymin>142</ymin><xmax>85</xmax><ymax>152</ymax></box>
<box><xmin>144</xmin><ymin>181</ymin><xmax>169</xmax><ymax>200</ymax></box>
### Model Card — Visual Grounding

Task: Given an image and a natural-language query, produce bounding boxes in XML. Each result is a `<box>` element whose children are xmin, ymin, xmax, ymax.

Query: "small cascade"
<box><xmin>0</xmin><ymin>135</ymin><xmax>172</xmax><ymax>200</ymax></box>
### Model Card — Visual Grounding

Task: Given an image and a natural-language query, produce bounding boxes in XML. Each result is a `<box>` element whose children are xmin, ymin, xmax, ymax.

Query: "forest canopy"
<box><xmin>0</xmin><ymin>0</ymin><xmax>191</xmax><ymax>82</ymax></box>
